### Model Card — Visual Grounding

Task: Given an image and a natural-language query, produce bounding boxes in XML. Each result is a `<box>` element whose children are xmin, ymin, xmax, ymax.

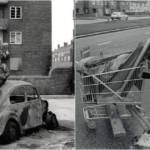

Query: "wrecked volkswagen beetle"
<box><xmin>0</xmin><ymin>80</ymin><xmax>58</xmax><ymax>144</ymax></box>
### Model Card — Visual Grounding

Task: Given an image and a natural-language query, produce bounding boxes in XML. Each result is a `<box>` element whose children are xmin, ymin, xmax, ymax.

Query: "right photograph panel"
<box><xmin>75</xmin><ymin>0</ymin><xmax>150</xmax><ymax>149</ymax></box>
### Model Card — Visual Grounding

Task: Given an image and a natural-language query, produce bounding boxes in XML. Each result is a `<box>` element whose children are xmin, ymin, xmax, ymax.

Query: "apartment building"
<box><xmin>75</xmin><ymin>0</ymin><xmax>149</xmax><ymax>17</ymax></box>
<box><xmin>52</xmin><ymin>41</ymin><xmax>73</xmax><ymax>67</ymax></box>
<box><xmin>75</xmin><ymin>0</ymin><xmax>85</xmax><ymax>15</ymax></box>
<box><xmin>0</xmin><ymin>0</ymin><xmax>51</xmax><ymax>75</ymax></box>
<box><xmin>116</xmin><ymin>0</ymin><xmax>147</xmax><ymax>13</ymax></box>
<box><xmin>129</xmin><ymin>0</ymin><xmax>147</xmax><ymax>12</ymax></box>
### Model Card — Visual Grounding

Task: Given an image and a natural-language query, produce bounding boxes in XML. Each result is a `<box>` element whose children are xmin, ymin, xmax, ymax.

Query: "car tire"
<box><xmin>126</xmin><ymin>17</ymin><xmax>128</xmax><ymax>20</ymax></box>
<box><xmin>111</xmin><ymin>18</ymin><xmax>114</xmax><ymax>20</ymax></box>
<box><xmin>118</xmin><ymin>17</ymin><xmax>121</xmax><ymax>20</ymax></box>
<box><xmin>46</xmin><ymin>111</ymin><xmax>59</xmax><ymax>130</ymax></box>
<box><xmin>1</xmin><ymin>121</ymin><xmax>19</xmax><ymax>144</ymax></box>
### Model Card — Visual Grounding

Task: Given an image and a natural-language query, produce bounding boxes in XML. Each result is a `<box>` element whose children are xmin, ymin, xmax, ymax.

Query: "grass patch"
<box><xmin>76</xmin><ymin>19</ymin><xmax>150</xmax><ymax>36</ymax></box>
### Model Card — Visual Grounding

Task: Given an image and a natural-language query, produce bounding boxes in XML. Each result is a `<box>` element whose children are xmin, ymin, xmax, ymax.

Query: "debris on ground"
<box><xmin>135</xmin><ymin>132</ymin><xmax>150</xmax><ymax>147</ymax></box>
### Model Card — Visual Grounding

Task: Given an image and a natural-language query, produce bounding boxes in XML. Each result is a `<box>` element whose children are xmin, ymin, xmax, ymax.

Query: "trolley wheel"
<box><xmin>87</xmin><ymin>121</ymin><xmax>96</xmax><ymax>129</ymax></box>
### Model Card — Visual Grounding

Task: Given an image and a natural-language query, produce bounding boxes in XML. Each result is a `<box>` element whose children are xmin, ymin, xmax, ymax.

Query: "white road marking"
<box><xmin>145</xmin><ymin>32</ymin><xmax>150</xmax><ymax>34</ymax></box>
<box><xmin>98</xmin><ymin>41</ymin><xmax>112</xmax><ymax>46</ymax></box>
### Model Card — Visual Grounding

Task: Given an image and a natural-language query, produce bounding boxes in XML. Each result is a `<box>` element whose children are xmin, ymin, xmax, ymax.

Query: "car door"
<box><xmin>25</xmin><ymin>85</ymin><xmax>43</xmax><ymax>129</ymax></box>
<box><xmin>9</xmin><ymin>86</ymin><xmax>27</xmax><ymax>130</ymax></box>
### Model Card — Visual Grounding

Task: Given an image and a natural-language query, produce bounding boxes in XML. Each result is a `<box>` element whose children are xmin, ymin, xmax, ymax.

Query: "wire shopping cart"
<box><xmin>77</xmin><ymin>39</ymin><xmax>150</xmax><ymax>137</ymax></box>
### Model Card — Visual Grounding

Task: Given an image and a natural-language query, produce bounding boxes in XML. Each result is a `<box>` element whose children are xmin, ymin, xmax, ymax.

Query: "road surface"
<box><xmin>76</xmin><ymin>16</ymin><xmax>150</xmax><ymax>25</ymax></box>
<box><xmin>76</xmin><ymin>26</ymin><xmax>150</xmax><ymax>149</ymax></box>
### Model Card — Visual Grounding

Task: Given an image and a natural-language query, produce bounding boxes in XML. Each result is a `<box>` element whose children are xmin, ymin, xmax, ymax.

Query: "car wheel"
<box><xmin>46</xmin><ymin>112</ymin><xmax>59</xmax><ymax>130</ymax></box>
<box><xmin>118</xmin><ymin>17</ymin><xmax>121</xmax><ymax>20</ymax></box>
<box><xmin>1</xmin><ymin>121</ymin><xmax>19</xmax><ymax>144</ymax></box>
<box><xmin>111</xmin><ymin>18</ymin><xmax>114</xmax><ymax>20</ymax></box>
<box><xmin>87</xmin><ymin>121</ymin><xmax>96</xmax><ymax>129</ymax></box>
<box><xmin>126</xmin><ymin>17</ymin><xmax>128</xmax><ymax>20</ymax></box>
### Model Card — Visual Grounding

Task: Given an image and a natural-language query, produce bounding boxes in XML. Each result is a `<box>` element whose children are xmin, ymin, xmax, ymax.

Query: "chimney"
<box><xmin>64</xmin><ymin>42</ymin><xmax>68</xmax><ymax>46</ymax></box>
<box><xmin>58</xmin><ymin>44</ymin><xmax>60</xmax><ymax>48</ymax></box>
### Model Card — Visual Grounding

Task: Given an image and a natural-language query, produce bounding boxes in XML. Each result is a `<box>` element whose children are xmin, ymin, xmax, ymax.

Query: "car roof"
<box><xmin>0</xmin><ymin>80</ymin><xmax>32</xmax><ymax>92</ymax></box>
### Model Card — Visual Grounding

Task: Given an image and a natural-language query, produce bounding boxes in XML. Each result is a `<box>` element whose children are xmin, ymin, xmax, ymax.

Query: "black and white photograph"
<box><xmin>0</xmin><ymin>0</ymin><xmax>75</xmax><ymax>149</ymax></box>
<box><xmin>75</xmin><ymin>0</ymin><xmax>150</xmax><ymax>149</ymax></box>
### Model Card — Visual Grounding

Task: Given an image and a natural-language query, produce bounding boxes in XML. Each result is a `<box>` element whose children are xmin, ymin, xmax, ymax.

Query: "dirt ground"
<box><xmin>0</xmin><ymin>124</ymin><xmax>74</xmax><ymax>149</ymax></box>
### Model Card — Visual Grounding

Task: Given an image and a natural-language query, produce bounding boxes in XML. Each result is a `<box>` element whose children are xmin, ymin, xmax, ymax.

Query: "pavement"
<box><xmin>41</xmin><ymin>95</ymin><xmax>75</xmax><ymax>129</ymax></box>
<box><xmin>76</xmin><ymin>16</ymin><xmax>150</xmax><ymax>25</ymax></box>
<box><xmin>0</xmin><ymin>95</ymin><xmax>75</xmax><ymax>149</ymax></box>
<box><xmin>75</xmin><ymin>27</ymin><xmax>150</xmax><ymax>149</ymax></box>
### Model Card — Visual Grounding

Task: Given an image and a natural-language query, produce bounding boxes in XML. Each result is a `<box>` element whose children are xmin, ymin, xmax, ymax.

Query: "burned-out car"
<box><xmin>0</xmin><ymin>80</ymin><xmax>58</xmax><ymax>144</ymax></box>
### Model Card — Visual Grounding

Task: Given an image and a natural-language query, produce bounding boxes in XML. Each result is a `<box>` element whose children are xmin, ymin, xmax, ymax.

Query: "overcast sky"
<box><xmin>52</xmin><ymin>0</ymin><xmax>74</xmax><ymax>51</ymax></box>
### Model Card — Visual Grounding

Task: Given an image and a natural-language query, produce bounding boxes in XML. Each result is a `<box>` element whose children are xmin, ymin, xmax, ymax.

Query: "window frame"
<box><xmin>25</xmin><ymin>85</ymin><xmax>40</xmax><ymax>102</ymax></box>
<box><xmin>9</xmin><ymin>86</ymin><xmax>26</xmax><ymax>104</ymax></box>
<box><xmin>10</xmin><ymin>6</ymin><xmax>22</xmax><ymax>19</ymax></box>
<box><xmin>10</xmin><ymin>31</ymin><xmax>22</xmax><ymax>44</ymax></box>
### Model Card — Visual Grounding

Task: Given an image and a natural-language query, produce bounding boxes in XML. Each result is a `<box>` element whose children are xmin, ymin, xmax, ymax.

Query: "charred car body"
<box><xmin>0</xmin><ymin>80</ymin><xmax>58</xmax><ymax>144</ymax></box>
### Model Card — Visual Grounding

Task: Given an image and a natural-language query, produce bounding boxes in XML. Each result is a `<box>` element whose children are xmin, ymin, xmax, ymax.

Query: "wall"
<box><xmin>8</xmin><ymin>68</ymin><xmax>74</xmax><ymax>95</ymax></box>
<box><xmin>75</xmin><ymin>1</ymin><xmax>85</xmax><ymax>14</ymax></box>
<box><xmin>3</xmin><ymin>1</ymin><xmax>51</xmax><ymax>75</ymax></box>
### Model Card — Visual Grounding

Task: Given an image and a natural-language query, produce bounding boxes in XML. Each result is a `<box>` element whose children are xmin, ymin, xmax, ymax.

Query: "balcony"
<box><xmin>0</xmin><ymin>19</ymin><xmax>8</xmax><ymax>30</ymax></box>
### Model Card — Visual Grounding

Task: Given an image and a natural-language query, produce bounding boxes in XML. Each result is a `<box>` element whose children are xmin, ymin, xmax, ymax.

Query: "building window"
<box><xmin>85</xmin><ymin>8</ymin><xmax>89</xmax><ymax>13</ymax></box>
<box><xmin>10</xmin><ymin>32</ymin><xmax>22</xmax><ymax>44</ymax></box>
<box><xmin>10</xmin><ymin>6</ymin><xmax>22</xmax><ymax>19</ymax></box>
<box><xmin>100</xmin><ymin>1</ymin><xmax>103</xmax><ymax>5</ymax></box>
<box><xmin>93</xmin><ymin>8</ymin><xmax>97</xmax><ymax>13</ymax></box>
<box><xmin>76</xmin><ymin>8</ymin><xmax>79</xmax><ymax>14</ymax></box>
<box><xmin>68</xmin><ymin>56</ymin><xmax>70</xmax><ymax>61</ymax></box>
<box><xmin>92</xmin><ymin>1</ymin><xmax>95</xmax><ymax>5</ymax></box>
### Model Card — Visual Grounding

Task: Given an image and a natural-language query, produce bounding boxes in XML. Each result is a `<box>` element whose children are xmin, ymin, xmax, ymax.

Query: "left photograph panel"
<box><xmin>0</xmin><ymin>0</ymin><xmax>75</xmax><ymax>149</ymax></box>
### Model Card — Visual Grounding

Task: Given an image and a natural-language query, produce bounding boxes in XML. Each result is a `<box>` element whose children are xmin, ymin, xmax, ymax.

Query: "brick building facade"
<box><xmin>0</xmin><ymin>0</ymin><xmax>51</xmax><ymax>75</ymax></box>
<box><xmin>75</xmin><ymin>0</ymin><xmax>148</xmax><ymax>17</ymax></box>
<box><xmin>75</xmin><ymin>0</ymin><xmax>85</xmax><ymax>15</ymax></box>
<box><xmin>49</xmin><ymin>40</ymin><xmax>74</xmax><ymax>77</ymax></box>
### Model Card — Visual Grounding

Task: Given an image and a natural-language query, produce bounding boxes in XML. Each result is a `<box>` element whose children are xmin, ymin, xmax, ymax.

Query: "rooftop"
<box><xmin>53</xmin><ymin>44</ymin><xmax>73</xmax><ymax>53</ymax></box>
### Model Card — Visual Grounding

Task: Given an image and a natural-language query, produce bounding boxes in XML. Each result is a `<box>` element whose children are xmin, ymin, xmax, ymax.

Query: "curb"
<box><xmin>75</xmin><ymin>24</ymin><xmax>150</xmax><ymax>39</ymax></box>
<box><xmin>41</xmin><ymin>95</ymin><xmax>75</xmax><ymax>99</ymax></box>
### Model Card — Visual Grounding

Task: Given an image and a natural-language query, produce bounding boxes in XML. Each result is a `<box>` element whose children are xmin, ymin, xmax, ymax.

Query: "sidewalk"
<box><xmin>41</xmin><ymin>95</ymin><xmax>75</xmax><ymax>129</ymax></box>
<box><xmin>76</xmin><ymin>16</ymin><xmax>150</xmax><ymax>25</ymax></box>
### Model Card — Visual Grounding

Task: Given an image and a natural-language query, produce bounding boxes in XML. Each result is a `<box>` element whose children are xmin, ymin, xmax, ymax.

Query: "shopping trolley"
<box><xmin>77</xmin><ymin>39</ymin><xmax>150</xmax><ymax>137</ymax></box>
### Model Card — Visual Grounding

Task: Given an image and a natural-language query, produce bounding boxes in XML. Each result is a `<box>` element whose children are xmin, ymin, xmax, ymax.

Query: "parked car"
<box><xmin>111</xmin><ymin>12</ymin><xmax>128</xmax><ymax>20</ymax></box>
<box><xmin>0</xmin><ymin>80</ymin><xmax>58</xmax><ymax>144</ymax></box>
